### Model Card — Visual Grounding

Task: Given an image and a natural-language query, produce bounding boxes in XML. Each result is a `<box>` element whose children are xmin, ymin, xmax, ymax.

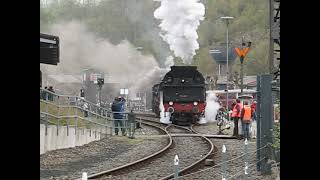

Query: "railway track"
<box><xmin>83</xmin><ymin>115</ymin><xmax>216</xmax><ymax>180</ymax></box>
<box><xmin>159</xmin><ymin>125</ymin><xmax>216</xmax><ymax>180</ymax></box>
<box><xmin>137</xmin><ymin>114</ymin><xmax>236</xmax><ymax>139</ymax></box>
<box><xmin>83</xmin><ymin>121</ymin><xmax>172</xmax><ymax>179</ymax></box>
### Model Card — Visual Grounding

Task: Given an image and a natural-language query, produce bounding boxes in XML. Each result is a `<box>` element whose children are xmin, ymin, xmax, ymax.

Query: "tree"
<box><xmin>230</xmin><ymin>71</ymin><xmax>240</xmax><ymax>89</ymax></box>
<box><xmin>40</xmin><ymin>0</ymin><xmax>270</xmax><ymax>76</ymax></box>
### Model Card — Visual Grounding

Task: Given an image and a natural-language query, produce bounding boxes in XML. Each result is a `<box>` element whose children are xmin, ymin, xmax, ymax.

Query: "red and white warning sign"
<box><xmin>90</xmin><ymin>74</ymin><xmax>102</xmax><ymax>84</ymax></box>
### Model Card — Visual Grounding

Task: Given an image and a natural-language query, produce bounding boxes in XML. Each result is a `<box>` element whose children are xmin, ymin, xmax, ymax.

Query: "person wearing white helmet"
<box><xmin>250</xmin><ymin>100</ymin><xmax>257</xmax><ymax>139</ymax></box>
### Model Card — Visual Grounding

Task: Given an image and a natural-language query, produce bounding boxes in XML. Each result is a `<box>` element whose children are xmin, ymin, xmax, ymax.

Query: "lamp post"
<box><xmin>221</xmin><ymin>16</ymin><xmax>234</xmax><ymax>115</ymax></box>
<box><xmin>240</xmin><ymin>36</ymin><xmax>245</xmax><ymax>95</ymax></box>
<box><xmin>135</xmin><ymin>46</ymin><xmax>145</xmax><ymax>111</ymax></box>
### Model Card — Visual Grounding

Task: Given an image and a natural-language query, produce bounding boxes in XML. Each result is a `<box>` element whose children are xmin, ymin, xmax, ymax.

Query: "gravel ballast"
<box><xmin>97</xmin><ymin>136</ymin><xmax>211</xmax><ymax>180</ymax></box>
<box><xmin>40</xmin><ymin>123</ymin><xmax>279</xmax><ymax>180</ymax></box>
<box><xmin>40</xmin><ymin>125</ymin><xmax>167</xmax><ymax>180</ymax></box>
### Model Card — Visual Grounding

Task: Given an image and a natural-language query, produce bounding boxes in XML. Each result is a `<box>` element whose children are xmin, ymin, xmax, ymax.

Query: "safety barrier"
<box><xmin>175</xmin><ymin>140</ymin><xmax>279</xmax><ymax>180</ymax></box>
<box><xmin>40</xmin><ymin>88</ymin><xmax>131</xmax><ymax>153</ymax></box>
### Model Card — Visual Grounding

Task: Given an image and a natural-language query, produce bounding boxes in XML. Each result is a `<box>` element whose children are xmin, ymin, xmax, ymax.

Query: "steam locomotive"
<box><xmin>152</xmin><ymin>66</ymin><xmax>206</xmax><ymax>125</ymax></box>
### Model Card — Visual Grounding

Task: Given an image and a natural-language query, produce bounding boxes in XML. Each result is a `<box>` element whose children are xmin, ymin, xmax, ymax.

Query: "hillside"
<box><xmin>40</xmin><ymin>0</ymin><xmax>270</xmax><ymax>77</ymax></box>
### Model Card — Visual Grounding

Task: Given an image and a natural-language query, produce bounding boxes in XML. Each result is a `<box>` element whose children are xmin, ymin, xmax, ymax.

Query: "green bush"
<box><xmin>272</xmin><ymin>122</ymin><xmax>280</xmax><ymax>150</ymax></box>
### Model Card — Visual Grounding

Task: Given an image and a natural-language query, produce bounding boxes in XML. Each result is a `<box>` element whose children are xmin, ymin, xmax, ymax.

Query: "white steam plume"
<box><xmin>159</xmin><ymin>91</ymin><xmax>171</xmax><ymax>123</ymax></box>
<box><xmin>131</xmin><ymin>55</ymin><xmax>174</xmax><ymax>98</ymax></box>
<box><xmin>40</xmin><ymin>21</ymin><xmax>162</xmax><ymax>97</ymax></box>
<box><xmin>154</xmin><ymin>0</ymin><xmax>205</xmax><ymax>64</ymax></box>
<box><xmin>199</xmin><ymin>91</ymin><xmax>220</xmax><ymax>124</ymax></box>
<box><xmin>164</xmin><ymin>55</ymin><xmax>174</xmax><ymax>70</ymax></box>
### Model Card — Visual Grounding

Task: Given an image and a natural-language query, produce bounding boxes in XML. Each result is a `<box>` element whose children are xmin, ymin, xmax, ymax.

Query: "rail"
<box><xmin>84</xmin><ymin>121</ymin><xmax>173</xmax><ymax>179</ymax></box>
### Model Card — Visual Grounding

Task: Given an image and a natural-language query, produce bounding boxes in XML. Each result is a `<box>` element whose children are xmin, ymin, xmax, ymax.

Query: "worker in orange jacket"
<box><xmin>241</xmin><ymin>101</ymin><xmax>253</xmax><ymax>140</ymax></box>
<box><xmin>231</xmin><ymin>99</ymin><xmax>243</xmax><ymax>138</ymax></box>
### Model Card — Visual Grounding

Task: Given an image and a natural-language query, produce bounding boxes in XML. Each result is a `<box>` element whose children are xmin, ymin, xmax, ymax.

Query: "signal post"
<box><xmin>235</xmin><ymin>38</ymin><xmax>251</xmax><ymax>95</ymax></box>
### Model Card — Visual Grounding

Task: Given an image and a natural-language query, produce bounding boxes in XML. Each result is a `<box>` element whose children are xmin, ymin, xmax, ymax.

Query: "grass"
<box><xmin>40</xmin><ymin>101</ymin><xmax>108</xmax><ymax>129</ymax></box>
<box><xmin>272</xmin><ymin>122</ymin><xmax>280</xmax><ymax>150</ymax></box>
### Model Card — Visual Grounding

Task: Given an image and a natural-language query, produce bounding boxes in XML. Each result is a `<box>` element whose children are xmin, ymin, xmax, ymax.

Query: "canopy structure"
<box><xmin>40</xmin><ymin>33</ymin><xmax>60</xmax><ymax>65</ymax></box>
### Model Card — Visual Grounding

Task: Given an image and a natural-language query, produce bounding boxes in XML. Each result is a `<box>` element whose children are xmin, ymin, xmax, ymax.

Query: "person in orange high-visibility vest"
<box><xmin>240</xmin><ymin>101</ymin><xmax>253</xmax><ymax>140</ymax></box>
<box><xmin>231</xmin><ymin>99</ymin><xmax>243</xmax><ymax>138</ymax></box>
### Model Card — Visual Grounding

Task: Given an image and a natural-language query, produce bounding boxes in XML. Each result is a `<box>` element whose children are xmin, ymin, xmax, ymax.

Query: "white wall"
<box><xmin>40</xmin><ymin>124</ymin><xmax>105</xmax><ymax>155</ymax></box>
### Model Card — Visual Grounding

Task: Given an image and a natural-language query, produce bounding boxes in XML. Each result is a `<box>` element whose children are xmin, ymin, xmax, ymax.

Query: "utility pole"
<box><xmin>269</xmin><ymin>0</ymin><xmax>274</xmax><ymax>74</ymax></box>
<box><xmin>144</xmin><ymin>91</ymin><xmax>147</xmax><ymax>112</ymax></box>
<box><xmin>240</xmin><ymin>36</ymin><xmax>244</xmax><ymax>95</ymax></box>
<box><xmin>257</xmin><ymin>74</ymin><xmax>273</xmax><ymax>174</ymax></box>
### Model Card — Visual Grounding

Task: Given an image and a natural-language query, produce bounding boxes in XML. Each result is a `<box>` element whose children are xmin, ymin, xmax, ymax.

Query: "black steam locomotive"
<box><xmin>152</xmin><ymin>66</ymin><xmax>206</xmax><ymax>125</ymax></box>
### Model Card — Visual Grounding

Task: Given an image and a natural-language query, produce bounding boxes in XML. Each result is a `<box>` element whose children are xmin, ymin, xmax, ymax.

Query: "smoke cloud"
<box><xmin>154</xmin><ymin>0</ymin><xmax>205</xmax><ymax>64</ymax></box>
<box><xmin>40</xmin><ymin>21</ymin><xmax>167</xmax><ymax>97</ymax></box>
<box><xmin>164</xmin><ymin>56</ymin><xmax>174</xmax><ymax>69</ymax></box>
<box><xmin>199</xmin><ymin>91</ymin><xmax>220</xmax><ymax>124</ymax></box>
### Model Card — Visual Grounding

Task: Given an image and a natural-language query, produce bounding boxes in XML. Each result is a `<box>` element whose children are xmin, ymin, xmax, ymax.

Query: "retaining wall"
<box><xmin>40</xmin><ymin>124</ymin><xmax>106</xmax><ymax>154</ymax></box>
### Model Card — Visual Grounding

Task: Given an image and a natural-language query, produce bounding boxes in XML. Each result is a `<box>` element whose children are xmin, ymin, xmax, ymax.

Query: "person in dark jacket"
<box><xmin>48</xmin><ymin>86</ymin><xmax>55</xmax><ymax>101</ymax></box>
<box><xmin>111</xmin><ymin>97</ymin><xmax>126</xmax><ymax>136</ymax></box>
<box><xmin>42</xmin><ymin>86</ymin><xmax>48</xmax><ymax>100</ymax></box>
<box><xmin>231</xmin><ymin>99</ymin><xmax>243</xmax><ymax>138</ymax></box>
<box><xmin>251</xmin><ymin>101</ymin><xmax>257</xmax><ymax>121</ymax></box>
<box><xmin>80</xmin><ymin>89</ymin><xmax>85</xmax><ymax>98</ymax></box>
<box><xmin>128</xmin><ymin>109</ymin><xmax>136</xmax><ymax>139</ymax></box>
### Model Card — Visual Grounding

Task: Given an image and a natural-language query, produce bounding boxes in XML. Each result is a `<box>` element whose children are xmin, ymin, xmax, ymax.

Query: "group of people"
<box><xmin>41</xmin><ymin>86</ymin><xmax>55</xmax><ymax>101</ymax></box>
<box><xmin>230</xmin><ymin>99</ymin><xmax>256</xmax><ymax>140</ymax></box>
<box><xmin>80</xmin><ymin>94</ymin><xmax>133</xmax><ymax>137</ymax></box>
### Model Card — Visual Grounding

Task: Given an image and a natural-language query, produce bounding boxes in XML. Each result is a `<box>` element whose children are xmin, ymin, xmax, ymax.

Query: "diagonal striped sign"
<box><xmin>234</xmin><ymin>47</ymin><xmax>250</xmax><ymax>58</ymax></box>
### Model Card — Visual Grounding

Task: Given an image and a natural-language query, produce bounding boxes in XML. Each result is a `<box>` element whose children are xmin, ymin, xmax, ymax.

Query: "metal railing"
<box><xmin>40</xmin><ymin>88</ymin><xmax>130</xmax><ymax>136</ymax></box>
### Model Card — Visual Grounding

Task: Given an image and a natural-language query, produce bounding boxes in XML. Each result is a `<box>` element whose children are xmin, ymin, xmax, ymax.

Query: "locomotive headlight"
<box><xmin>181</xmin><ymin>79</ymin><xmax>185</xmax><ymax>83</ymax></box>
<box><xmin>169</xmin><ymin>101</ymin><xmax>174</xmax><ymax>105</ymax></box>
<box><xmin>193</xmin><ymin>101</ymin><xmax>198</xmax><ymax>106</ymax></box>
